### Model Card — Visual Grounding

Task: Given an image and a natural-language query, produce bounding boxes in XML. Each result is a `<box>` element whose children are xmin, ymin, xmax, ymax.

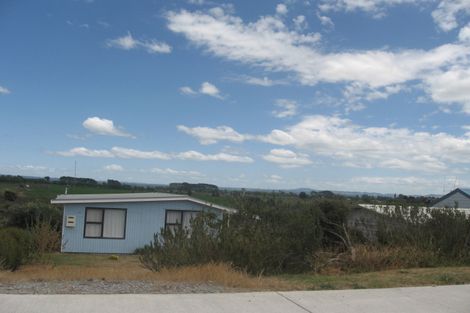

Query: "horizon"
<box><xmin>1</xmin><ymin>1</ymin><xmax>470</xmax><ymax>195</ymax></box>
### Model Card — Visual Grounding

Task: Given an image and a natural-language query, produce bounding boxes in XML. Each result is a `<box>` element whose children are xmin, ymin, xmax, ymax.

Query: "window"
<box><xmin>84</xmin><ymin>208</ymin><xmax>126</xmax><ymax>239</ymax></box>
<box><xmin>165</xmin><ymin>210</ymin><xmax>199</xmax><ymax>232</ymax></box>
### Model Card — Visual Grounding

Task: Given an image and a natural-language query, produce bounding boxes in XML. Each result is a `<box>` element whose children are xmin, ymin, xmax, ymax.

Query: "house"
<box><xmin>51</xmin><ymin>192</ymin><xmax>236</xmax><ymax>254</ymax></box>
<box><xmin>432</xmin><ymin>188</ymin><xmax>470</xmax><ymax>210</ymax></box>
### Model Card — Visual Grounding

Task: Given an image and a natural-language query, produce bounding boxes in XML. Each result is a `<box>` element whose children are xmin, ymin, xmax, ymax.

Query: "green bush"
<box><xmin>0</xmin><ymin>227</ymin><xmax>34</xmax><ymax>271</ymax></box>
<box><xmin>139</xmin><ymin>199</ymin><xmax>330</xmax><ymax>275</ymax></box>
<box><xmin>377</xmin><ymin>207</ymin><xmax>470</xmax><ymax>264</ymax></box>
<box><xmin>4</xmin><ymin>190</ymin><xmax>17</xmax><ymax>202</ymax></box>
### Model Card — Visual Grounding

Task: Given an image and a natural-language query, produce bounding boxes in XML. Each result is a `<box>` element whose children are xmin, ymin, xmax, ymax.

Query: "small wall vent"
<box><xmin>66</xmin><ymin>215</ymin><xmax>76</xmax><ymax>227</ymax></box>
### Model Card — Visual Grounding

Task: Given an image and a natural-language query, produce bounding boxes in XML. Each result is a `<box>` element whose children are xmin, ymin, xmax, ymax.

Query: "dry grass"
<box><xmin>0</xmin><ymin>253</ymin><xmax>297</xmax><ymax>291</ymax></box>
<box><xmin>284</xmin><ymin>266</ymin><xmax>470</xmax><ymax>290</ymax></box>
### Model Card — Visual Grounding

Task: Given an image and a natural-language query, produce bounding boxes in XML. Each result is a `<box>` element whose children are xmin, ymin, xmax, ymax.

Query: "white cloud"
<box><xmin>459</xmin><ymin>23</ymin><xmax>470</xmax><ymax>42</ymax></box>
<box><xmin>176</xmin><ymin>150</ymin><xmax>254</xmax><ymax>163</ymax></box>
<box><xmin>179</xmin><ymin>86</ymin><xmax>197</xmax><ymax>95</ymax></box>
<box><xmin>263</xmin><ymin>149</ymin><xmax>312</xmax><ymax>168</ymax></box>
<box><xmin>293</xmin><ymin>15</ymin><xmax>307</xmax><ymax>31</ymax></box>
<box><xmin>151</xmin><ymin>167</ymin><xmax>204</xmax><ymax>177</ymax></box>
<box><xmin>424</xmin><ymin>67</ymin><xmax>470</xmax><ymax>113</ymax></box>
<box><xmin>107</xmin><ymin>32</ymin><xmax>171</xmax><ymax>54</ymax></box>
<box><xmin>110</xmin><ymin>147</ymin><xmax>170</xmax><ymax>159</ymax></box>
<box><xmin>56</xmin><ymin>146</ymin><xmax>251</xmax><ymax>163</ymax></box>
<box><xmin>57</xmin><ymin>147</ymin><xmax>115</xmax><ymax>158</ymax></box>
<box><xmin>316</xmin><ymin>12</ymin><xmax>334</xmax><ymax>28</ymax></box>
<box><xmin>272</xmin><ymin>99</ymin><xmax>298</xmax><ymax>118</ymax></box>
<box><xmin>166</xmin><ymin>8</ymin><xmax>470</xmax><ymax>112</ymax></box>
<box><xmin>104</xmin><ymin>164</ymin><xmax>123</xmax><ymax>172</ymax></box>
<box><xmin>82</xmin><ymin>117</ymin><xmax>135</xmax><ymax>138</ymax></box>
<box><xmin>276</xmin><ymin>3</ymin><xmax>288</xmax><ymax>15</ymax></box>
<box><xmin>258</xmin><ymin>115</ymin><xmax>470</xmax><ymax>172</ymax></box>
<box><xmin>432</xmin><ymin>0</ymin><xmax>470</xmax><ymax>31</ymax></box>
<box><xmin>185</xmin><ymin>114</ymin><xmax>470</xmax><ymax>172</ymax></box>
<box><xmin>199</xmin><ymin>81</ymin><xmax>222</xmax><ymax>98</ymax></box>
<box><xmin>266</xmin><ymin>174</ymin><xmax>282</xmax><ymax>183</ymax></box>
<box><xmin>177</xmin><ymin>125</ymin><xmax>249</xmax><ymax>144</ymax></box>
<box><xmin>242</xmin><ymin>75</ymin><xmax>286</xmax><ymax>86</ymax></box>
<box><xmin>180</xmin><ymin>82</ymin><xmax>223</xmax><ymax>98</ymax></box>
<box><xmin>0</xmin><ymin>86</ymin><xmax>10</xmax><ymax>94</ymax></box>
<box><xmin>319</xmin><ymin>0</ymin><xmax>424</xmax><ymax>17</ymax></box>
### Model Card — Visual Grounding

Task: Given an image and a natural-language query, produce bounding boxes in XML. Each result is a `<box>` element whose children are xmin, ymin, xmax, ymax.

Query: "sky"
<box><xmin>1</xmin><ymin>0</ymin><xmax>470</xmax><ymax>195</ymax></box>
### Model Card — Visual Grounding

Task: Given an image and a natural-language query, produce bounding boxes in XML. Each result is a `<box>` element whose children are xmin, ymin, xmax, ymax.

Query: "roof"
<box><xmin>431</xmin><ymin>188</ymin><xmax>470</xmax><ymax>207</ymax></box>
<box><xmin>51</xmin><ymin>192</ymin><xmax>236</xmax><ymax>213</ymax></box>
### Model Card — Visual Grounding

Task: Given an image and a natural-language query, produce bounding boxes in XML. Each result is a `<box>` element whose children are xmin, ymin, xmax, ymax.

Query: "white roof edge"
<box><xmin>51</xmin><ymin>196</ymin><xmax>236</xmax><ymax>213</ymax></box>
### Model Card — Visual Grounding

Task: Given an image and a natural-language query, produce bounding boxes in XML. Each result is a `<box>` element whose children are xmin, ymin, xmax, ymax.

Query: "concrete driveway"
<box><xmin>2</xmin><ymin>284</ymin><xmax>469</xmax><ymax>313</ymax></box>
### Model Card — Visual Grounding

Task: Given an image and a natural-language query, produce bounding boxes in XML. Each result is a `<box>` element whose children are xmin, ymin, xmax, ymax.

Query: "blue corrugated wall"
<box><xmin>61</xmin><ymin>200</ymin><xmax>216</xmax><ymax>253</ymax></box>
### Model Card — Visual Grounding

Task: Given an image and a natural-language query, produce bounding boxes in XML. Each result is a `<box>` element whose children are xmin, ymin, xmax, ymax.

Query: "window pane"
<box><xmin>86</xmin><ymin>209</ymin><xmax>103</xmax><ymax>222</ymax></box>
<box><xmin>85</xmin><ymin>223</ymin><xmax>102</xmax><ymax>237</ymax></box>
<box><xmin>166</xmin><ymin>211</ymin><xmax>181</xmax><ymax>224</ymax></box>
<box><xmin>182</xmin><ymin>211</ymin><xmax>199</xmax><ymax>229</ymax></box>
<box><xmin>103</xmin><ymin>209</ymin><xmax>126</xmax><ymax>238</ymax></box>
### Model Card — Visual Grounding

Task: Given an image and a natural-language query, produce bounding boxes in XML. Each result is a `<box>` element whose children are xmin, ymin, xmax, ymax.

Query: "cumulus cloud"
<box><xmin>107</xmin><ymin>32</ymin><xmax>171</xmax><ymax>54</ymax></box>
<box><xmin>316</xmin><ymin>12</ymin><xmax>334</xmax><ymax>28</ymax></box>
<box><xmin>432</xmin><ymin>0</ymin><xmax>470</xmax><ymax>31</ymax></box>
<box><xmin>179</xmin><ymin>82</ymin><xmax>223</xmax><ymax>98</ymax></box>
<box><xmin>266</xmin><ymin>174</ymin><xmax>282</xmax><ymax>183</ymax></box>
<box><xmin>176</xmin><ymin>150</ymin><xmax>254</xmax><ymax>163</ymax></box>
<box><xmin>177</xmin><ymin>125</ymin><xmax>249</xmax><ymax>144</ymax></box>
<box><xmin>199</xmin><ymin>81</ymin><xmax>222</xmax><ymax>98</ymax></box>
<box><xmin>272</xmin><ymin>99</ymin><xmax>298</xmax><ymax>118</ymax></box>
<box><xmin>459</xmin><ymin>23</ymin><xmax>470</xmax><ymax>42</ymax></box>
<box><xmin>179</xmin><ymin>86</ymin><xmax>197</xmax><ymax>95</ymax></box>
<box><xmin>104</xmin><ymin>164</ymin><xmax>123</xmax><ymax>172</ymax></box>
<box><xmin>179</xmin><ymin>115</ymin><xmax>470</xmax><ymax>172</ymax></box>
<box><xmin>258</xmin><ymin>115</ymin><xmax>470</xmax><ymax>172</ymax></box>
<box><xmin>0</xmin><ymin>86</ymin><xmax>10</xmax><ymax>94</ymax></box>
<box><xmin>56</xmin><ymin>146</ymin><xmax>252</xmax><ymax>163</ymax></box>
<box><xmin>293</xmin><ymin>15</ymin><xmax>307</xmax><ymax>31</ymax></box>
<box><xmin>424</xmin><ymin>67</ymin><xmax>470</xmax><ymax>113</ymax></box>
<box><xmin>241</xmin><ymin>75</ymin><xmax>286</xmax><ymax>87</ymax></box>
<box><xmin>82</xmin><ymin>117</ymin><xmax>135</xmax><ymax>138</ymax></box>
<box><xmin>151</xmin><ymin>167</ymin><xmax>204</xmax><ymax>177</ymax></box>
<box><xmin>319</xmin><ymin>0</ymin><xmax>424</xmax><ymax>17</ymax></box>
<box><xmin>166</xmin><ymin>8</ymin><xmax>470</xmax><ymax>111</ymax></box>
<box><xmin>263</xmin><ymin>149</ymin><xmax>312</xmax><ymax>168</ymax></box>
<box><xmin>276</xmin><ymin>3</ymin><xmax>288</xmax><ymax>15</ymax></box>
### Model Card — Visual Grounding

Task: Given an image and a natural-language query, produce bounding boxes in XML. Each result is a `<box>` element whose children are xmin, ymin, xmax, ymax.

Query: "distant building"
<box><xmin>432</xmin><ymin>188</ymin><xmax>470</xmax><ymax>210</ymax></box>
<box><xmin>51</xmin><ymin>193</ymin><xmax>236</xmax><ymax>254</ymax></box>
<box><xmin>358</xmin><ymin>188</ymin><xmax>470</xmax><ymax>217</ymax></box>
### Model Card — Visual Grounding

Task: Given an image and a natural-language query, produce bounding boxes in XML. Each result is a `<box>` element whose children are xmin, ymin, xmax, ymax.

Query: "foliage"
<box><xmin>4</xmin><ymin>190</ymin><xmax>17</xmax><ymax>202</ymax></box>
<box><xmin>6</xmin><ymin>201</ymin><xmax>62</xmax><ymax>229</ymax></box>
<box><xmin>30</xmin><ymin>221</ymin><xmax>61</xmax><ymax>257</ymax></box>
<box><xmin>377</xmin><ymin>207</ymin><xmax>470</xmax><ymax>264</ymax></box>
<box><xmin>139</xmin><ymin>199</ymin><xmax>350</xmax><ymax>275</ymax></box>
<box><xmin>0</xmin><ymin>227</ymin><xmax>34</xmax><ymax>271</ymax></box>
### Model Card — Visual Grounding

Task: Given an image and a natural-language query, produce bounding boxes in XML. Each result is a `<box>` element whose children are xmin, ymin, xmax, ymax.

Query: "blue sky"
<box><xmin>1</xmin><ymin>0</ymin><xmax>470</xmax><ymax>194</ymax></box>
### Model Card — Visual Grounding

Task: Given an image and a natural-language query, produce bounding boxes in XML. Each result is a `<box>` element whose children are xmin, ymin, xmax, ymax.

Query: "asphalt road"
<box><xmin>1</xmin><ymin>284</ymin><xmax>469</xmax><ymax>313</ymax></box>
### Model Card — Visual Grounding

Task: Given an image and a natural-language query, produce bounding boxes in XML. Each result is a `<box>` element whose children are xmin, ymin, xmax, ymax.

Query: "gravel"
<box><xmin>0</xmin><ymin>280</ymin><xmax>237</xmax><ymax>294</ymax></box>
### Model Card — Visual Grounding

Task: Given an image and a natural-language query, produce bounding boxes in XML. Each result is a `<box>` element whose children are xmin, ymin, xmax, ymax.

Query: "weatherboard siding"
<box><xmin>61</xmin><ymin>200</ymin><xmax>216</xmax><ymax>253</ymax></box>
<box><xmin>433</xmin><ymin>191</ymin><xmax>470</xmax><ymax>209</ymax></box>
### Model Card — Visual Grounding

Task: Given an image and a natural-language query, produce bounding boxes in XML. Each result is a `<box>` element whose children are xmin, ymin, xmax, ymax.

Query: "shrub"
<box><xmin>139</xmin><ymin>200</ymin><xmax>327</xmax><ymax>275</ymax></box>
<box><xmin>138</xmin><ymin>212</ymin><xmax>220</xmax><ymax>271</ymax></box>
<box><xmin>0</xmin><ymin>227</ymin><xmax>34</xmax><ymax>271</ymax></box>
<box><xmin>4</xmin><ymin>190</ymin><xmax>17</xmax><ymax>202</ymax></box>
<box><xmin>7</xmin><ymin>201</ymin><xmax>62</xmax><ymax>229</ymax></box>
<box><xmin>376</xmin><ymin>207</ymin><xmax>470</xmax><ymax>265</ymax></box>
<box><xmin>30</xmin><ymin>221</ymin><xmax>61</xmax><ymax>257</ymax></box>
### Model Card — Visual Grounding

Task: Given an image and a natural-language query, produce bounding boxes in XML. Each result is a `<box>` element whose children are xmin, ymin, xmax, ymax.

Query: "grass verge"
<box><xmin>1</xmin><ymin>253</ymin><xmax>470</xmax><ymax>291</ymax></box>
<box><xmin>282</xmin><ymin>267</ymin><xmax>470</xmax><ymax>290</ymax></box>
<box><xmin>0</xmin><ymin>254</ymin><xmax>294</xmax><ymax>291</ymax></box>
